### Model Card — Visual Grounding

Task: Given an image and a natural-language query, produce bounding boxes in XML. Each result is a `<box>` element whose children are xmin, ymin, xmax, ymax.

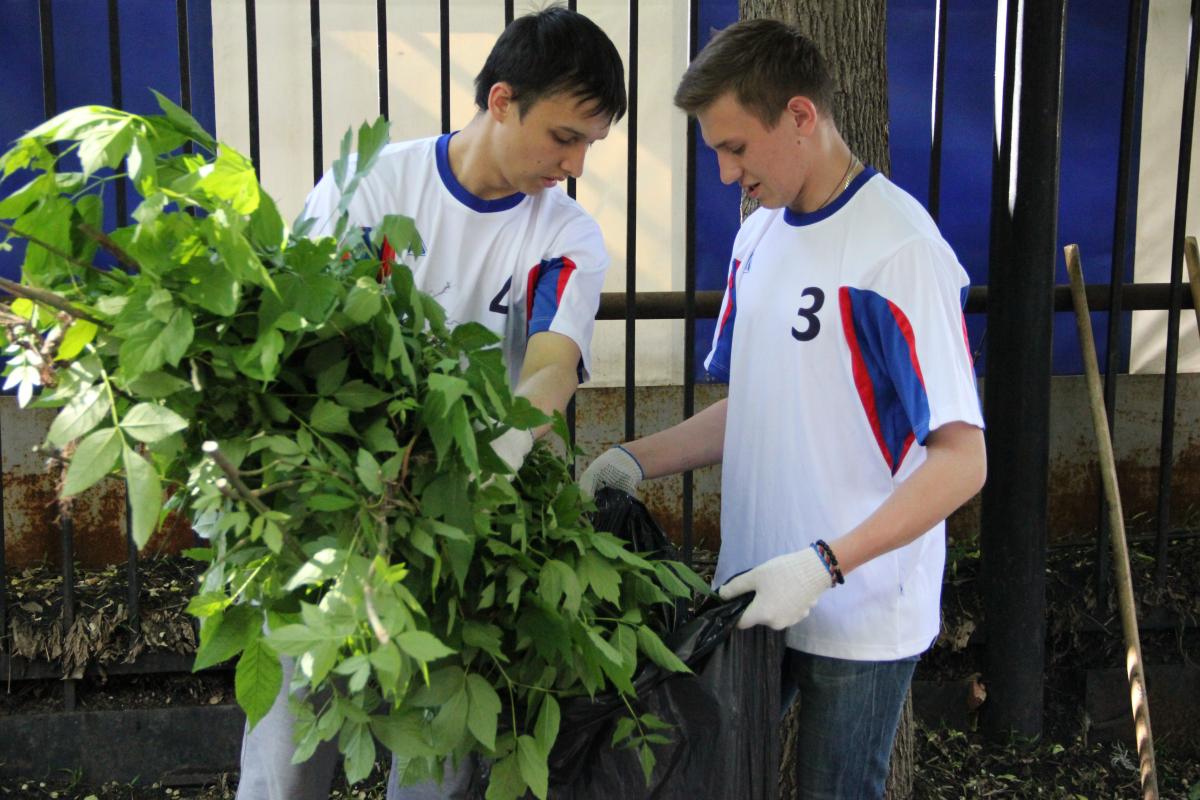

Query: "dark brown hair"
<box><xmin>674</xmin><ymin>18</ymin><xmax>835</xmax><ymax>128</ymax></box>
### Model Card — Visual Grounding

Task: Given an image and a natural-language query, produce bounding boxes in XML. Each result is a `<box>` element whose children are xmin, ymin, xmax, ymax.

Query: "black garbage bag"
<box><xmin>544</xmin><ymin>489</ymin><xmax>785</xmax><ymax>799</ymax></box>
<box><xmin>547</xmin><ymin>593</ymin><xmax>784</xmax><ymax>799</ymax></box>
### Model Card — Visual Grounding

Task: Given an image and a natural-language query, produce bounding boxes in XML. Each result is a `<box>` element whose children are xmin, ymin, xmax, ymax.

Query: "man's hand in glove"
<box><xmin>491</xmin><ymin>427</ymin><xmax>535</xmax><ymax>473</ymax></box>
<box><xmin>718</xmin><ymin>543</ymin><xmax>842</xmax><ymax>630</ymax></box>
<box><xmin>578</xmin><ymin>445</ymin><xmax>645</xmax><ymax>498</ymax></box>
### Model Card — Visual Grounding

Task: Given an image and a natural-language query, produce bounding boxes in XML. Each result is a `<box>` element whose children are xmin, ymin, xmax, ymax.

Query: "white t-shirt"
<box><xmin>300</xmin><ymin>133</ymin><xmax>609</xmax><ymax>387</ymax></box>
<box><xmin>707</xmin><ymin>168</ymin><xmax>984</xmax><ymax>661</ymax></box>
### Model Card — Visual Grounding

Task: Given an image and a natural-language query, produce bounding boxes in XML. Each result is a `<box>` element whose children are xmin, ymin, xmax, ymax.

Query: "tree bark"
<box><xmin>732</xmin><ymin>2</ymin><xmax>913</xmax><ymax>798</ymax></box>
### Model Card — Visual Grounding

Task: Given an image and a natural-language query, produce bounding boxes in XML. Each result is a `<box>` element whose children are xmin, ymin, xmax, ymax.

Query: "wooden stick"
<box><xmin>1184</xmin><ymin>236</ymin><xmax>1200</xmax><ymax>336</ymax></box>
<box><xmin>1065</xmin><ymin>244</ymin><xmax>1158</xmax><ymax>800</ymax></box>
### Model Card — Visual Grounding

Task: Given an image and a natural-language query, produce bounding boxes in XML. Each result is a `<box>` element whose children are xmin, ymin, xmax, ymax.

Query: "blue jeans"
<box><xmin>781</xmin><ymin>648</ymin><xmax>919</xmax><ymax>800</ymax></box>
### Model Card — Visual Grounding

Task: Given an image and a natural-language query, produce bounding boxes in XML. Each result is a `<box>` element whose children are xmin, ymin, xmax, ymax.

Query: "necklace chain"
<box><xmin>817</xmin><ymin>153</ymin><xmax>858</xmax><ymax>210</ymax></box>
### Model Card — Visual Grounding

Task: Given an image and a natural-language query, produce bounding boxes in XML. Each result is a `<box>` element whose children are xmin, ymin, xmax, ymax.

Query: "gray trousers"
<box><xmin>234</xmin><ymin>654</ymin><xmax>476</xmax><ymax>800</ymax></box>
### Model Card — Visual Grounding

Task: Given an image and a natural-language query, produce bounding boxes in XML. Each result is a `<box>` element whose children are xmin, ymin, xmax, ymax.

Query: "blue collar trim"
<box><xmin>783</xmin><ymin>166</ymin><xmax>878</xmax><ymax>227</ymax></box>
<box><xmin>435</xmin><ymin>132</ymin><xmax>525</xmax><ymax>213</ymax></box>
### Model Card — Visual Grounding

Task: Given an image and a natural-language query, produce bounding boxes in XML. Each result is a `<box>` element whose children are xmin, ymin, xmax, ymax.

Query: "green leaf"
<box><xmin>306</xmin><ymin>494</ymin><xmax>358</xmax><ymax>511</ymax></box>
<box><xmin>373</xmin><ymin>214</ymin><xmax>424</xmax><ymax>259</ymax></box>
<box><xmin>285</xmin><ymin>548</ymin><xmax>342</xmax><ymax>590</ymax></box>
<box><xmin>47</xmin><ymin>383</ymin><xmax>111</xmax><ymax>447</ymax></box>
<box><xmin>315</xmin><ymin>359</ymin><xmax>349</xmax><ymax>397</ymax></box>
<box><xmin>635</xmin><ymin>625</ymin><xmax>689</xmax><ymax>674</ymax></box>
<box><xmin>638</xmin><ymin>743</ymin><xmax>657</xmax><ymax>785</ymax></box>
<box><xmin>354</xmin><ymin>116</ymin><xmax>391</xmax><ymax>177</ymax></box>
<box><xmin>310</xmin><ymin>399</ymin><xmax>353</xmax><ymax>435</ymax></box>
<box><xmin>465</xmin><ymin>674</ymin><xmax>501</xmax><ymax>751</ymax></box>
<box><xmin>236</xmin><ymin>638</ymin><xmax>283</xmax><ymax>729</ymax></box>
<box><xmin>339</xmin><ymin>721</ymin><xmax>377</xmax><ymax>784</ymax></box>
<box><xmin>396</xmin><ymin>631</ymin><xmax>456</xmax><ymax>663</ymax></box>
<box><xmin>355</xmin><ymin>448</ymin><xmax>383</xmax><ymax>494</ymax></box>
<box><xmin>371</xmin><ymin>711</ymin><xmax>437</xmax><ymax>760</ymax></box>
<box><xmin>194</xmin><ymin>605</ymin><xmax>260</xmax><ymax>671</ymax></box>
<box><xmin>127</xmin><ymin>133</ymin><xmax>157</xmax><ymax>191</ymax></box>
<box><xmin>78</xmin><ymin>120</ymin><xmax>133</xmax><ymax>178</ymax></box>
<box><xmin>486</xmin><ymin>753</ymin><xmax>525</xmax><ymax>800</ymax></box>
<box><xmin>153</xmin><ymin>90</ymin><xmax>217</xmax><ymax>151</ymax></box>
<box><xmin>334</xmin><ymin>380</ymin><xmax>390</xmax><ymax>411</ymax></box>
<box><xmin>56</xmin><ymin>319</ymin><xmax>99</xmax><ymax>361</ymax></box>
<box><xmin>533</xmin><ymin>695</ymin><xmax>560</xmax><ymax>759</ymax></box>
<box><xmin>197</xmin><ymin>145</ymin><xmax>260</xmax><ymax>214</ymax></box>
<box><xmin>123</xmin><ymin>445</ymin><xmax>162</xmax><ymax>548</ymax></box>
<box><xmin>123</xmin><ymin>371</ymin><xmax>194</xmax><ymax>399</ymax></box>
<box><xmin>343</xmin><ymin>277</ymin><xmax>382</xmax><ymax>324</ymax></box>
<box><xmin>516</xmin><ymin>735</ymin><xmax>549</xmax><ymax>800</ymax></box>
<box><xmin>186</xmin><ymin>591</ymin><xmax>230</xmax><ymax>618</ymax></box>
<box><xmin>61</xmin><ymin>427</ymin><xmax>122</xmax><ymax>496</ymax></box>
<box><xmin>120</xmin><ymin>402</ymin><xmax>189</xmax><ymax>443</ymax></box>
<box><xmin>579</xmin><ymin>552</ymin><xmax>622</xmax><ymax>604</ymax></box>
<box><xmin>265</xmin><ymin>624</ymin><xmax>329</xmax><ymax>657</ymax></box>
<box><xmin>431</xmin><ymin>685</ymin><xmax>469</xmax><ymax>752</ymax></box>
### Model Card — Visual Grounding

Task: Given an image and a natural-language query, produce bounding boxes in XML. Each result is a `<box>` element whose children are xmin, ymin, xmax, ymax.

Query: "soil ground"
<box><xmin>2</xmin><ymin>536</ymin><xmax>1198</xmax><ymax>799</ymax></box>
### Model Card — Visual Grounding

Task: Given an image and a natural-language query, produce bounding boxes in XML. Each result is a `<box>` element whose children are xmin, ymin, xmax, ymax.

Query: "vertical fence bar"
<box><xmin>245</xmin><ymin>0</ymin><xmax>261</xmax><ymax>172</ymax></box>
<box><xmin>39</xmin><ymin>0</ymin><xmax>56</xmax><ymax>123</ymax></box>
<box><xmin>0</xmin><ymin>422</ymin><xmax>7</xmax><ymax>651</ymax></box>
<box><xmin>107</xmin><ymin>0</ymin><xmax>128</xmax><ymax>226</ymax></box>
<box><xmin>177</xmin><ymin>0</ymin><xmax>195</xmax><ymax>157</ymax></box>
<box><xmin>504</xmin><ymin>0</ymin><xmax>514</xmax><ymax>27</ymax></box>
<box><xmin>623</xmin><ymin>0</ymin><xmax>638</xmax><ymax>443</ymax></box>
<box><xmin>310</xmin><ymin>0</ymin><xmax>324</xmax><ymax>184</ymax></box>
<box><xmin>39</xmin><ymin>0</ymin><xmax>76</xmax><ymax>713</ymax></box>
<box><xmin>377</xmin><ymin>0</ymin><xmax>389</xmax><ymax>119</ymax></box>
<box><xmin>681</xmin><ymin>0</ymin><xmax>698</xmax><ymax>564</ymax></box>
<box><xmin>1154</xmin><ymin>0</ymin><xmax>1199</xmax><ymax>585</ymax></box>
<box><xmin>177</xmin><ymin>0</ymin><xmax>193</xmax><ymax>112</ymax></box>
<box><xmin>562</xmin><ymin>0</ymin><xmax>578</xmax><ymax>460</ymax></box>
<box><xmin>60</xmin><ymin>508</ymin><xmax>76</xmax><ymax>711</ymax></box>
<box><xmin>440</xmin><ymin>0</ymin><xmax>450</xmax><ymax>134</ymax></box>
<box><xmin>1097</xmin><ymin>0</ymin><xmax>1146</xmax><ymax>600</ymax></box>
<box><xmin>928</xmin><ymin>0</ymin><xmax>948</xmax><ymax>221</ymax></box>
<box><xmin>981</xmin><ymin>0</ymin><xmax>1066</xmax><ymax>741</ymax></box>
<box><xmin>114</xmin><ymin>0</ymin><xmax>141</xmax><ymax>642</ymax></box>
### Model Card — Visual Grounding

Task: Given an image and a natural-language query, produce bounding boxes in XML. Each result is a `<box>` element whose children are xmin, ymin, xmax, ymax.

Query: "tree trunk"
<box><xmin>733</xmin><ymin>2</ymin><xmax>914</xmax><ymax>798</ymax></box>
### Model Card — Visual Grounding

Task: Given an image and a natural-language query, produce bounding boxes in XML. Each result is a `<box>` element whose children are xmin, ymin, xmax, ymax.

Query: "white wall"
<box><xmin>210</xmin><ymin>0</ymin><xmax>690</xmax><ymax>387</ymax></box>
<box><xmin>1131</xmin><ymin>0</ymin><xmax>1200</xmax><ymax>374</ymax></box>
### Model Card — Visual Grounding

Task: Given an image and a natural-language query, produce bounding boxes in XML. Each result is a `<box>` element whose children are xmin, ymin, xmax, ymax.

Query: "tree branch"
<box><xmin>0</xmin><ymin>276</ymin><xmax>107</xmax><ymax>327</ymax></box>
<box><xmin>0</xmin><ymin>219</ymin><xmax>129</xmax><ymax>285</ymax></box>
<box><xmin>77</xmin><ymin>223</ymin><xmax>142</xmax><ymax>273</ymax></box>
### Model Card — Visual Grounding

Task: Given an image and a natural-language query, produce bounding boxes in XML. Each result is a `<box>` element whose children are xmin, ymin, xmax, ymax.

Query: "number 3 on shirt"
<box><xmin>791</xmin><ymin>287</ymin><xmax>825</xmax><ymax>341</ymax></box>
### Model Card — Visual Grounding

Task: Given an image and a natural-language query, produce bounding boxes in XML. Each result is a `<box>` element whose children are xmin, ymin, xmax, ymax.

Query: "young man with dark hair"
<box><xmin>234</xmin><ymin>7</ymin><xmax>626</xmax><ymax>800</ymax></box>
<box><xmin>581</xmin><ymin>18</ymin><xmax>985</xmax><ymax>798</ymax></box>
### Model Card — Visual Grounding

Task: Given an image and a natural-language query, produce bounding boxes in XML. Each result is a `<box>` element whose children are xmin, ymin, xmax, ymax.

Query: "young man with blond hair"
<box><xmin>581</xmin><ymin>18</ymin><xmax>985</xmax><ymax>798</ymax></box>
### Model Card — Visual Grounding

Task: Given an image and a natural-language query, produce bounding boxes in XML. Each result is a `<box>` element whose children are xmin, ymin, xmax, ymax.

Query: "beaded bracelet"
<box><xmin>811</xmin><ymin>539</ymin><xmax>846</xmax><ymax>587</ymax></box>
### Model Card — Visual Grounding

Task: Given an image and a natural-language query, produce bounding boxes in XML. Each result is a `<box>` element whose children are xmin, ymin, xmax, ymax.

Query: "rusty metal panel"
<box><xmin>1</xmin><ymin>398</ymin><xmax>194</xmax><ymax>570</ymax></box>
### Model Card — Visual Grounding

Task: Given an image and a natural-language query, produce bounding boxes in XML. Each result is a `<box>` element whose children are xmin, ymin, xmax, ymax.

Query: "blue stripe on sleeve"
<box><xmin>528</xmin><ymin>257</ymin><xmax>572</xmax><ymax>336</ymax></box>
<box><xmin>704</xmin><ymin>258</ymin><xmax>740</xmax><ymax>382</ymax></box>
<box><xmin>846</xmin><ymin>287</ymin><xmax>932</xmax><ymax>471</ymax></box>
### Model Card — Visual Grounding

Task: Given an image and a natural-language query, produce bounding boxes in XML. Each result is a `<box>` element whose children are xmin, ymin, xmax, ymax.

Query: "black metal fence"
<box><xmin>1</xmin><ymin>0</ymin><xmax>1197</xmax><ymax>739</ymax></box>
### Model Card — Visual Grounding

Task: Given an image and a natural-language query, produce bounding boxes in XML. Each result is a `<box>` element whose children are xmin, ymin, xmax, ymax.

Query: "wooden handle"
<box><xmin>1064</xmin><ymin>244</ymin><xmax>1158</xmax><ymax>800</ymax></box>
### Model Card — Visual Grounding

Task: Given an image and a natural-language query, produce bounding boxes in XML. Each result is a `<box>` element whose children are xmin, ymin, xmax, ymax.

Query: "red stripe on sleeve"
<box><xmin>555</xmin><ymin>257</ymin><xmax>576</xmax><ymax>302</ymax></box>
<box><xmin>525</xmin><ymin>264</ymin><xmax>542</xmax><ymax>330</ymax></box>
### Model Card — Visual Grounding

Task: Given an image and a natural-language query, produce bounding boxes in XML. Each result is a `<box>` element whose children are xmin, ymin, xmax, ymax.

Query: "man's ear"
<box><xmin>785</xmin><ymin>95</ymin><xmax>819</xmax><ymax>136</ymax></box>
<box><xmin>487</xmin><ymin>82</ymin><xmax>515</xmax><ymax>122</ymax></box>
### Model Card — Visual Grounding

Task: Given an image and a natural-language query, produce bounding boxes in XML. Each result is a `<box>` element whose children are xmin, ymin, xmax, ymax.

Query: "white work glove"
<box><xmin>490</xmin><ymin>427</ymin><xmax>535</xmax><ymax>473</ymax></box>
<box><xmin>578</xmin><ymin>445</ymin><xmax>644</xmax><ymax>499</ymax></box>
<box><xmin>718</xmin><ymin>544</ymin><xmax>840</xmax><ymax>630</ymax></box>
